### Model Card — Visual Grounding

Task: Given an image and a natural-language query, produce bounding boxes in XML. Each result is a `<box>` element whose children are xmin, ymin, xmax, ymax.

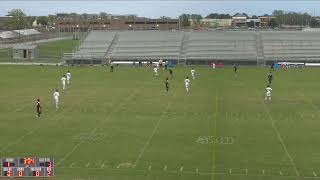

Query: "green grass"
<box><xmin>0</xmin><ymin>39</ymin><xmax>78</xmax><ymax>63</ymax></box>
<box><xmin>38</xmin><ymin>39</ymin><xmax>79</xmax><ymax>59</ymax></box>
<box><xmin>0</xmin><ymin>65</ymin><xmax>319</xmax><ymax>180</ymax></box>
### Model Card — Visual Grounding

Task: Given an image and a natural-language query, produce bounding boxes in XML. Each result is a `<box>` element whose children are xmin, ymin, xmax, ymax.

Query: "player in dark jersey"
<box><xmin>267</xmin><ymin>71</ymin><xmax>273</xmax><ymax>85</ymax></box>
<box><xmin>165</xmin><ymin>78</ymin><xmax>169</xmax><ymax>92</ymax></box>
<box><xmin>270</xmin><ymin>62</ymin><xmax>275</xmax><ymax>71</ymax></box>
<box><xmin>233</xmin><ymin>64</ymin><xmax>237</xmax><ymax>77</ymax></box>
<box><xmin>36</xmin><ymin>99</ymin><xmax>41</xmax><ymax>118</ymax></box>
<box><xmin>110</xmin><ymin>64</ymin><xmax>114</xmax><ymax>72</ymax></box>
<box><xmin>169</xmin><ymin>68</ymin><xmax>173</xmax><ymax>79</ymax></box>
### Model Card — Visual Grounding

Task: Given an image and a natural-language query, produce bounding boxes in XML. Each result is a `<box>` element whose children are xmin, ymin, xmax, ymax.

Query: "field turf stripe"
<box><xmin>211</xmin><ymin>90</ymin><xmax>218</xmax><ymax>180</ymax></box>
<box><xmin>56</xmin><ymin>90</ymin><xmax>138</xmax><ymax>167</ymax></box>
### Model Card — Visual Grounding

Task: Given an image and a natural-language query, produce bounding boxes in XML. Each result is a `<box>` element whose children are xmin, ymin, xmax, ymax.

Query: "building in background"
<box><xmin>201</xmin><ymin>19</ymin><xmax>232</xmax><ymax>28</ymax></box>
<box><xmin>246</xmin><ymin>19</ymin><xmax>261</xmax><ymax>27</ymax></box>
<box><xmin>13</xmin><ymin>44</ymin><xmax>38</xmax><ymax>60</ymax></box>
<box><xmin>258</xmin><ymin>16</ymin><xmax>276</xmax><ymax>27</ymax></box>
<box><xmin>54</xmin><ymin>14</ymin><xmax>180</xmax><ymax>31</ymax></box>
<box><xmin>232</xmin><ymin>13</ymin><xmax>247</xmax><ymax>27</ymax></box>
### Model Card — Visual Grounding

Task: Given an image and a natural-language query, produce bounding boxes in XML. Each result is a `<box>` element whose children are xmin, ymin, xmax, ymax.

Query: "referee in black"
<box><xmin>36</xmin><ymin>99</ymin><xmax>41</xmax><ymax>118</ymax></box>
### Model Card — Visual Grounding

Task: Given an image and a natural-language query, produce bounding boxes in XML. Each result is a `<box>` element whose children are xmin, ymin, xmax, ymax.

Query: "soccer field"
<box><xmin>1</xmin><ymin>65</ymin><xmax>320</xmax><ymax>180</ymax></box>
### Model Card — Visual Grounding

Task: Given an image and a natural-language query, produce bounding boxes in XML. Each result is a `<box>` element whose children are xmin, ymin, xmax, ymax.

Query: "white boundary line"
<box><xmin>57</xmin><ymin>166</ymin><xmax>317</xmax><ymax>179</ymax></box>
<box><xmin>133</xmin><ymin>103</ymin><xmax>171</xmax><ymax>168</ymax></box>
<box><xmin>262</xmin><ymin>102</ymin><xmax>300</xmax><ymax>177</ymax></box>
<box><xmin>56</xmin><ymin>92</ymin><xmax>137</xmax><ymax>167</ymax></box>
<box><xmin>0</xmin><ymin>113</ymin><xmax>65</xmax><ymax>153</ymax></box>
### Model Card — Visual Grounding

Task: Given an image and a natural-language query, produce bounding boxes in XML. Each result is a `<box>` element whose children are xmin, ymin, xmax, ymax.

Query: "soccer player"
<box><xmin>233</xmin><ymin>64</ymin><xmax>238</xmax><ymax>77</ymax></box>
<box><xmin>110</xmin><ymin>64</ymin><xmax>114</xmax><ymax>72</ymax></box>
<box><xmin>267</xmin><ymin>71</ymin><xmax>273</xmax><ymax>85</ymax></box>
<box><xmin>36</xmin><ymin>99</ymin><xmax>41</xmax><ymax>118</ymax></box>
<box><xmin>61</xmin><ymin>75</ymin><xmax>66</xmax><ymax>90</ymax></box>
<box><xmin>66</xmin><ymin>70</ymin><xmax>71</xmax><ymax>85</ymax></box>
<box><xmin>154</xmin><ymin>66</ymin><xmax>158</xmax><ymax>77</ymax></box>
<box><xmin>265</xmin><ymin>85</ymin><xmax>272</xmax><ymax>101</ymax></box>
<box><xmin>184</xmin><ymin>76</ymin><xmax>190</xmax><ymax>92</ymax></box>
<box><xmin>191</xmin><ymin>68</ymin><xmax>196</xmax><ymax>80</ymax></box>
<box><xmin>270</xmin><ymin>62</ymin><xmax>275</xmax><ymax>71</ymax></box>
<box><xmin>165</xmin><ymin>78</ymin><xmax>169</xmax><ymax>92</ymax></box>
<box><xmin>53</xmin><ymin>89</ymin><xmax>60</xmax><ymax>109</ymax></box>
<box><xmin>169</xmin><ymin>68</ymin><xmax>173</xmax><ymax>79</ymax></box>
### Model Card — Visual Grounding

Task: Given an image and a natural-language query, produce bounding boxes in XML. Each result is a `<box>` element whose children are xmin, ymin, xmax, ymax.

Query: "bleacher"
<box><xmin>110</xmin><ymin>31</ymin><xmax>183</xmax><ymax>60</ymax></box>
<box><xmin>261</xmin><ymin>31</ymin><xmax>320</xmax><ymax>62</ymax></box>
<box><xmin>186</xmin><ymin>31</ymin><xmax>257</xmax><ymax>63</ymax></box>
<box><xmin>65</xmin><ymin>30</ymin><xmax>320</xmax><ymax>65</ymax></box>
<box><xmin>72</xmin><ymin>31</ymin><xmax>116</xmax><ymax>61</ymax></box>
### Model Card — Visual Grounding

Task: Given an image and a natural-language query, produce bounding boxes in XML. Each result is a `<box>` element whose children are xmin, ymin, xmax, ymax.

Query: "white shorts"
<box><xmin>185</xmin><ymin>84</ymin><xmax>189</xmax><ymax>88</ymax></box>
<box><xmin>55</xmin><ymin>98</ymin><xmax>59</xmax><ymax>102</ymax></box>
<box><xmin>266</xmin><ymin>92</ymin><xmax>271</xmax><ymax>97</ymax></box>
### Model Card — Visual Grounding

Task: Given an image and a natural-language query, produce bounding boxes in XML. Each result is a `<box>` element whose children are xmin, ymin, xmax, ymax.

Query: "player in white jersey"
<box><xmin>191</xmin><ymin>68</ymin><xmax>196</xmax><ymax>80</ymax></box>
<box><xmin>184</xmin><ymin>76</ymin><xmax>190</xmax><ymax>92</ymax></box>
<box><xmin>66</xmin><ymin>70</ymin><xmax>71</xmax><ymax>85</ymax></box>
<box><xmin>53</xmin><ymin>89</ymin><xmax>60</xmax><ymax>109</ymax></box>
<box><xmin>153</xmin><ymin>67</ymin><xmax>158</xmax><ymax>77</ymax></box>
<box><xmin>61</xmin><ymin>75</ymin><xmax>66</xmax><ymax>90</ymax></box>
<box><xmin>265</xmin><ymin>85</ymin><xmax>272</xmax><ymax>101</ymax></box>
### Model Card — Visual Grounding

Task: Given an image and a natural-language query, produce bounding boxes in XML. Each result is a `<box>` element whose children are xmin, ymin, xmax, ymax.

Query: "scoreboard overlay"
<box><xmin>1</xmin><ymin>157</ymin><xmax>54</xmax><ymax>177</ymax></box>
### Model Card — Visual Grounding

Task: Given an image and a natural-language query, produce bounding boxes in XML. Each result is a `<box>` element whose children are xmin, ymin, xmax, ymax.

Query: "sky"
<box><xmin>0</xmin><ymin>0</ymin><xmax>320</xmax><ymax>18</ymax></box>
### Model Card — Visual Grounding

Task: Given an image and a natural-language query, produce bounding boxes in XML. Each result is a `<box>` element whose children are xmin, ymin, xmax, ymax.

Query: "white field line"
<box><xmin>0</xmin><ymin>113</ymin><xmax>64</xmax><ymax>153</ymax></box>
<box><xmin>14</xmin><ymin>104</ymin><xmax>28</xmax><ymax>112</ymax></box>
<box><xmin>57</xmin><ymin>166</ymin><xmax>312</xmax><ymax>179</ymax></box>
<box><xmin>56</xmin><ymin>92</ymin><xmax>136</xmax><ymax>167</ymax></box>
<box><xmin>2</xmin><ymin>90</ymin><xmax>99</xmax><ymax>152</ymax></box>
<box><xmin>262</xmin><ymin>102</ymin><xmax>300</xmax><ymax>177</ymax></box>
<box><xmin>299</xmin><ymin>92</ymin><xmax>320</xmax><ymax>113</ymax></box>
<box><xmin>133</xmin><ymin>103</ymin><xmax>170</xmax><ymax>168</ymax></box>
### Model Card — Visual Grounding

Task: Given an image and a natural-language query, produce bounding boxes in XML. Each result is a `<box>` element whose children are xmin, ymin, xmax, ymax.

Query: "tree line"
<box><xmin>3</xmin><ymin>9</ymin><xmax>320</xmax><ymax>30</ymax></box>
<box><xmin>179</xmin><ymin>10</ymin><xmax>320</xmax><ymax>28</ymax></box>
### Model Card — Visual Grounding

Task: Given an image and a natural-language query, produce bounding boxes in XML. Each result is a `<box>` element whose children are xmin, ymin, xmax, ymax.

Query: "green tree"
<box><xmin>206</xmin><ymin>13</ymin><xmax>231</xmax><ymax>19</ymax></box>
<box><xmin>5</xmin><ymin>9</ymin><xmax>27</xmax><ymax>30</ymax></box>
<box><xmin>268</xmin><ymin>18</ymin><xmax>279</xmax><ymax>28</ymax></box>
<box><xmin>48</xmin><ymin>15</ymin><xmax>56</xmax><ymax>26</ymax></box>
<box><xmin>247</xmin><ymin>20</ymin><xmax>255</xmax><ymax>28</ymax></box>
<box><xmin>190</xmin><ymin>14</ymin><xmax>202</xmax><ymax>26</ymax></box>
<box><xmin>99</xmin><ymin>12</ymin><xmax>107</xmax><ymax>17</ymax></box>
<box><xmin>179</xmin><ymin>14</ymin><xmax>190</xmax><ymax>27</ymax></box>
<box><xmin>37</xmin><ymin>16</ymin><xmax>49</xmax><ymax>26</ymax></box>
<box><xmin>310</xmin><ymin>17</ymin><xmax>320</xmax><ymax>27</ymax></box>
